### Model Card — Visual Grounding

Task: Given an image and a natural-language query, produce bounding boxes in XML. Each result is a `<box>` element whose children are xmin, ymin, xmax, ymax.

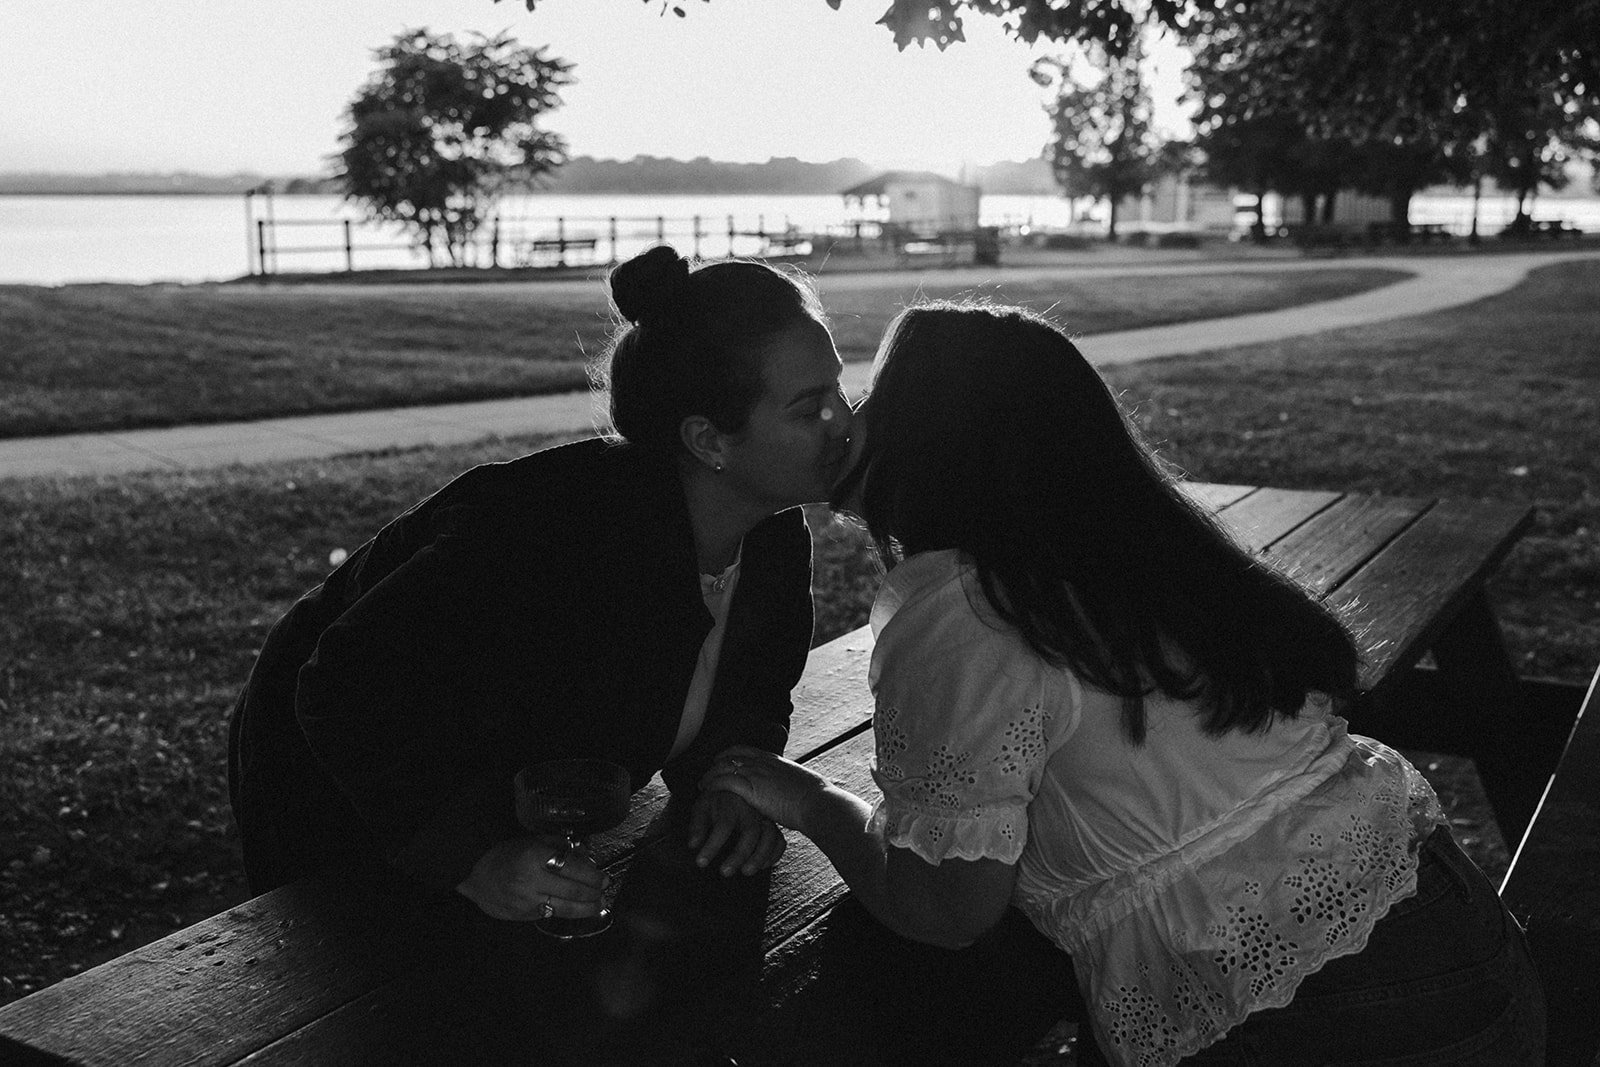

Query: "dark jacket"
<box><xmin>228</xmin><ymin>437</ymin><xmax>814</xmax><ymax>895</ymax></box>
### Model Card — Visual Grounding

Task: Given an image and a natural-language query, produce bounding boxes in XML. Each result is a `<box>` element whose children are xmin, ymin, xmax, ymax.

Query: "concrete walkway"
<box><xmin>3</xmin><ymin>250</ymin><xmax>1594</xmax><ymax>479</ymax></box>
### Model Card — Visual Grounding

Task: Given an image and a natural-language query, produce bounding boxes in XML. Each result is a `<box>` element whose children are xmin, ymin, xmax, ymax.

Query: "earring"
<box><xmin>714</xmin><ymin>463</ymin><xmax>724</xmax><ymax>473</ymax></box>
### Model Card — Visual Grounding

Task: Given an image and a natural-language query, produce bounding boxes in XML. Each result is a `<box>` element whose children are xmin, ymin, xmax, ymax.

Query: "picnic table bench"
<box><xmin>3</xmin><ymin>483</ymin><xmax>1579</xmax><ymax>1066</ymax></box>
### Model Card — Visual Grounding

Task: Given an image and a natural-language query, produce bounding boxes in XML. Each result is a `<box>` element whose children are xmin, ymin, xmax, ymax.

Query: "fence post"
<box><xmin>491</xmin><ymin>215</ymin><xmax>500</xmax><ymax>269</ymax></box>
<box><xmin>244</xmin><ymin>190</ymin><xmax>256</xmax><ymax>276</ymax></box>
<box><xmin>343</xmin><ymin>219</ymin><xmax>354</xmax><ymax>272</ymax></box>
<box><xmin>262</xmin><ymin>188</ymin><xmax>277</xmax><ymax>273</ymax></box>
<box><xmin>693</xmin><ymin>216</ymin><xmax>702</xmax><ymax>259</ymax></box>
<box><xmin>557</xmin><ymin>217</ymin><xmax>567</xmax><ymax>267</ymax></box>
<box><xmin>657</xmin><ymin>216</ymin><xmax>665</xmax><ymax>246</ymax></box>
<box><xmin>609</xmin><ymin>217</ymin><xmax>618</xmax><ymax>264</ymax></box>
<box><xmin>728</xmin><ymin>214</ymin><xmax>736</xmax><ymax>258</ymax></box>
<box><xmin>257</xmin><ymin>220</ymin><xmax>269</xmax><ymax>275</ymax></box>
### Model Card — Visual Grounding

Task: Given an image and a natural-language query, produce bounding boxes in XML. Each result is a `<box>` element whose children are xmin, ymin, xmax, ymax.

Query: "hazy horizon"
<box><xmin>0</xmin><ymin>153</ymin><xmax>1052</xmax><ymax>181</ymax></box>
<box><xmin>14</xmin><ymin>0</ymin><xmax>1194</xmax><ymax>180</ymax></box>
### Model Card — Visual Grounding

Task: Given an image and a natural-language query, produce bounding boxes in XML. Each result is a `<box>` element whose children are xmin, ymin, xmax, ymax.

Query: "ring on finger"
<box><xmin>545</xmin><ymin>849</ymin><xmax>568</xmax><ymax>873</ymax></box>
<box><xmin>540</xmin><ymin>894</ymin><xmax>556</xmax><ymax>920</ymax></box>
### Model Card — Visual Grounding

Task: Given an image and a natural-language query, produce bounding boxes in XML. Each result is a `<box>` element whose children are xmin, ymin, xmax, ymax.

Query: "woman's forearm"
<box><xmin>800</xmin><ymin>786</ymin><xmax>986</xmax><ymax>949</ymax></box>
<box><xmin>703</xmin><ymin>750</ymin><xmax>1016</xmax><ymax>949</ymax></box>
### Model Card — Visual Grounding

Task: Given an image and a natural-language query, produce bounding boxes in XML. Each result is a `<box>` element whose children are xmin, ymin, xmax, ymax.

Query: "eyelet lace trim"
<box><xmin>871</xmin><ymin>700</ymin><xmax>1051</xmax><ymax>864</ymax></box>
<box><xmin>1052</xmin><ymin>749</ymin><xmax>1445</xmax><ymax>1066</ymax></box>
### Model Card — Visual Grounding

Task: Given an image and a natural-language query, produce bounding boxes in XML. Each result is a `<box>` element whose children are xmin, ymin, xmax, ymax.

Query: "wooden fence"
<box><xmin>245</xmin><ymin>211</ymin><xmax>831</xmax><ymax>276</ymax></box>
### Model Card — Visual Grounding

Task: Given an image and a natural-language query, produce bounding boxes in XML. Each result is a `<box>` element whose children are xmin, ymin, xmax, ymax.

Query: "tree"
<box><xmin>1192</xmin><ymin>114</ymin><xmax>1303</xmax><ymax>239</ymax></box>
<box><xmin>338</xmin><ymin>29</ymin><xmax>572</xmax><ymax>267</ymax></box>
<box><xmin>507</xmin><ymin>0</ymin><xmax>1232</xmax><ymax>55</ymax></box>
<box><xmin>1033</xmin><ymin>44</ymin><xmax>1165</xmax><ymax>239</ymax></box>
<box><xmin>1483</xmin><ymin>85</ymin><xmax>1600</xmax><ymax>228</ymax></box>
<box><xmin>1182</xmin><ymin>0</ymin><xmax>1597</xmax><ymax>224</ymax></box>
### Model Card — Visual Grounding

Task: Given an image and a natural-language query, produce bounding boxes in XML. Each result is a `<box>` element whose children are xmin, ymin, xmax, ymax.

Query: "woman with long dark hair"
<box><xmin>705</xmin><ymin>303</ymin><xmax>1545</xmax><ymax>1064</ymax></box>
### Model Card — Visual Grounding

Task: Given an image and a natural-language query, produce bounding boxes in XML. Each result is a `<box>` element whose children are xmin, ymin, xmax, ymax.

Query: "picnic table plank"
<box><xmin>0</xmin><ymin>879</ymin><xmax>408</xmax><ymax>1067</ymax></box>
<box><xmin>1181</xmin><ymin>482</ymin><xmax>1254</xmax><ymax>511</ymax></box>
<box><xmin>1323</xmin><ymin>497</ymin><xmax>1532</xmax><ymax>692</ymax></box>
<box><xmin>786</xmin><ymin>628</ymin><xmax>876</xmax><ymax>759</ymax></box>
<box><xmin>1260</xmin><ymin>493</ymin><xmax>1429</xmax><ymax>597</ymax></box>
<box><xmin>1209</xmin><ymin>486</ymin><xmax>1342</xmax><ymax>551</ymax></box>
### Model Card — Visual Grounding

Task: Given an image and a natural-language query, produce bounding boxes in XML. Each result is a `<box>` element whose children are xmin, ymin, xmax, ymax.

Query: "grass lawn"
<box><xmin>1102</xmin><ymin>258</ymin><xmax>1598</xmax><ymax>682</ymax></box>
<box><xmin>1</xmin><ymin>255</ymin><xmax>1593</xmax><ymax>1008</ymax></box>
<box><xmin>0</xmin><ymin>266</ymin><xmax>1405</xmax><ymax>438</ymax></box>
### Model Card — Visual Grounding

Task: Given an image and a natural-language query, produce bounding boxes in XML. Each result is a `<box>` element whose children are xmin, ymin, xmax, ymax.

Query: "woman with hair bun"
<box><xmin>229</xmin><ymin>246</ymin><xmax>856</xmax><ymax>925</ymax></box>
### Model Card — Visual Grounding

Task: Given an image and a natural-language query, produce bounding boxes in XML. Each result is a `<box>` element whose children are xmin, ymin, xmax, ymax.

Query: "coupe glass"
<box><xmin>513</xmin><ymin>758</ymin><xmax>631</xmax><ymax>939</ymax></box>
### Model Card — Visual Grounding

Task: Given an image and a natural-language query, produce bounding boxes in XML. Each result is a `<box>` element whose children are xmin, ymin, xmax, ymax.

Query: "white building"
<box><xmin>1113</xmin><ymin>173</ymin><xmax>1239</xmax><ymax>231</ymax></box>
<box><xmin>841</xmin><ymin>171</ymin><xmax>981</xmax><ymax>234</ymax></box>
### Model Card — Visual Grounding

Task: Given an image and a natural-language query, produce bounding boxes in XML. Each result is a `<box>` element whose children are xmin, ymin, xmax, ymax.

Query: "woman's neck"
<box><xmin>678</xmin><ymin>460</ymin><xmax>762</xmax><ymax>574</ymax></box>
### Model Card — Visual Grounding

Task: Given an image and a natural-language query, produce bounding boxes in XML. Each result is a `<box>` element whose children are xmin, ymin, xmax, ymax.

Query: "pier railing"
<box><xmin>247</xmin><ymin>211</ymin><xmax>841</xmax><ymax>275</ymax></box>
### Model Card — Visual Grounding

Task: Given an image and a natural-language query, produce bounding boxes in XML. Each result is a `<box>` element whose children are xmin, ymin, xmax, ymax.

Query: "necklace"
<box><xmin>700</xmin><ymin>540</ymin><xmax>743</xmax><ymax>597</ymax></box>
<box><xmin>702</xmin><ymin>558</ymin><xmax>738</xmax><ymax>596</ymax></box>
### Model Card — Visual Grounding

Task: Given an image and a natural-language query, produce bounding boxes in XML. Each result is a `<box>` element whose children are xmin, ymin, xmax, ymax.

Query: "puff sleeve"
<box><xmin>867</xmin><ymin>554</ymin><xmax>1079</xmax><ymax>866</ymax></box>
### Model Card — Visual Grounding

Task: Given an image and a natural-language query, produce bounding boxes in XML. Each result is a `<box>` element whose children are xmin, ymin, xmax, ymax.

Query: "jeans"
<box><xmin>1172</xmin><ymin>826</ymin><xmax>1547</xmax><ymax>1065</ymax></box>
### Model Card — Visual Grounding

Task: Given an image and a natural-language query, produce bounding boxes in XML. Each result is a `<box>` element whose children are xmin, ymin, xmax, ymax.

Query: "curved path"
<box><xmin>3</xmin><ymin>250</ymin><xmax>1594</xmax><ymax>479</ymax></box>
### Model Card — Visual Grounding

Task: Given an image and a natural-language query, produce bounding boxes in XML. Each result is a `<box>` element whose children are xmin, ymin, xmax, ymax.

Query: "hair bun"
<box><xmin>610</xmin><ymin>245</ymin><xmax>692</xmax><ymax>325</ymax></box>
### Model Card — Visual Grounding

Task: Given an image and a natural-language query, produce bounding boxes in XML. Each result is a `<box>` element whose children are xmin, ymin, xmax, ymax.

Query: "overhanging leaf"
<box><xmin>876</xmin><ymin>0</ymin><xmax>967</xmax><ymax>50</ymax></box>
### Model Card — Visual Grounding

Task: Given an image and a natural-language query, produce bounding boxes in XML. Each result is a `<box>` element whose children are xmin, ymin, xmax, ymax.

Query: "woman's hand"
<box><xmin>686</xmin><ymin>790</ymin><xmax>787</xmax><ymax>876</ymax></box>
<box><xmin>455</xmin><ymin>836</ymin><xmax>609</xmax><ymax>922</ymax></box>
<box><xmin>699</xmin><ymin>745</ymin><xmax>836</xmax><ymax>835</ymax></box>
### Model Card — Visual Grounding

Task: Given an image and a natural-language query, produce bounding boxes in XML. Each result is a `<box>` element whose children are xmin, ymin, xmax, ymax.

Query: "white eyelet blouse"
<box><xmin>866</xmin><ymin>550</ymin><xmax>1445</xmax><ymax>1067</ymax></box>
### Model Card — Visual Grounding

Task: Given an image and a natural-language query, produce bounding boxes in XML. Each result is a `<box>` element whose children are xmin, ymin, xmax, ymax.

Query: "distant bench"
<box><xmin>1499</xmin><ymin>666</ymin><xmax>1600</xmax><ymax>1066</ymax></box>
<box><xmin>516</xmin><ymin>237</ymin><xmax>599</xmax><ymax>266</ymax></box>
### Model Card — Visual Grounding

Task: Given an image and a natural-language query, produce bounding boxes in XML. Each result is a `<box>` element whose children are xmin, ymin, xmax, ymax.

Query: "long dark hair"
<box><xmin>849</xmin><ymin>302</ymin><xmax>1360</xmax><ymax>742</ymax></box>
<box><xmin>597</xmin><ymin>245</ymin><xmax>826</xmax><ymax>454</ymax></box>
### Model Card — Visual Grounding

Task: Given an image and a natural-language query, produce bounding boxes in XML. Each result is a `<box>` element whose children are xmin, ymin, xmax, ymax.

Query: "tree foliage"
<box><xmin>1033</xmin><ymin>44</ymin><xmax>1166</xmax><ymax>237</ymax></box>
<box><xmin>508</xmin><ymin>0</ymin><xmax>1232</xmax><ymax>56</ymax></box>
<box><xmin>1183</xmin><ymin>0</ymin><xmax>1597</xmax><ymax>220</ymax></box>
<box><xmin>1482</xmin><ymin>85</ymin><xmax>1600</xmax><ymax>220</ymax></box>
<box><xmin>338</xmin><ymin>29</ymin><xmax>572</xmax><ymax>267</ymax></box>
<box><xmin>500</xmin><ymin>0</ymin><xmax>1599</xmax><ymax>228</ymax></box>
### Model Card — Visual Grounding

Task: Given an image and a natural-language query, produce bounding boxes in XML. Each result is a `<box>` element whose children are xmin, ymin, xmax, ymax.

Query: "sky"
<box><xmin>9</xmin><ymin>0</ymin><xmax>1193</xmax><ymax>178</ymax></box>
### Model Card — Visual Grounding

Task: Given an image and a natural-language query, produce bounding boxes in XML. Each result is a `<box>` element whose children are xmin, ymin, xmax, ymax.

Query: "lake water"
<box><xmin>3</xmin><ymin>190</ymin><xmax>1597</xmax><ymax>286</ymax></box>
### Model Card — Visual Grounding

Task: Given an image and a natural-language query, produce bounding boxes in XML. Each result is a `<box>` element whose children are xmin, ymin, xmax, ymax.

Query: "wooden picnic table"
<box><xmin>0</xmin><ymin>483</ymin><xmax>1548</xmax><ymax>1066</ymax></box>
